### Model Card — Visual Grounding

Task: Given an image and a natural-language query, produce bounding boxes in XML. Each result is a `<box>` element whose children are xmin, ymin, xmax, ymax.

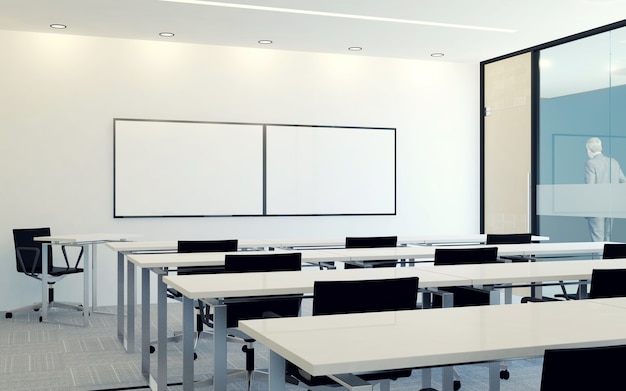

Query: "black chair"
<box><xmin>286</xmin><ymin>277</ymin><xmax>420</xmax><ymax>390</ymax></box>
<box><xmin>343</xmin><ymin>235</ymin><xmax>398</xmax><ymax>269</ymax></box>
<box><xmin>540</xmin><ymin>344</ymin><xmax>626</xmax><ymax>390</ymax></box>
<box><xmin>433</xmin><ymin>247</ymin><xmax>499</xmax><ymax>307</ymax></box>
<box><xmin>153</xmin><ymin>239</ymin><xmax>238</xmax><ymax>355</ymax></box>
<box><xmin>485</xmin><ymin>233</ymin><xmax>532</xmax><ymax>245</ymax></box>
<box><xmin>176</xmin><ymin>239</ymin><xmax>238</xmax><ymax>274</ymax></box>
<box><xmin>200</xmin><ymin>252</ymin><xmax>303</xmax><ymax>390</ymax></box>
<box><xmin>588</xmin><ymin>268</ymin><xmax>626</xmax><ymax>299</ymax></box>
<box><xmin>555</xmin><ymin>243</ymin><xmax>626</xmax><ymax>300</ymax></box>
<box><xmin>600</xmin><ymin>243</ymin><xmax>626</xmax><ymax>260</ymax></box>
<box><xmin>486</xmin><ymin>233</ymin><xmax>533</xmax><ymax>262</ymax></box>
<box><xmin>5</xmin><ymin>227</ymin><xmax>84</xmax><ymax>321</ymax></box>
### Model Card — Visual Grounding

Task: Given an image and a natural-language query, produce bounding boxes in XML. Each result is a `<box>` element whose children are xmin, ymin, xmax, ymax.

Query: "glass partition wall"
<box><xmin>537</xmin><ymin>26</ymin><xmax>626</xmax><ymax>242</ymax></box>
<box><xmin>482</xmin><ymin>21</ymin><xmax>626</xmax><ymax>243</ymax></box>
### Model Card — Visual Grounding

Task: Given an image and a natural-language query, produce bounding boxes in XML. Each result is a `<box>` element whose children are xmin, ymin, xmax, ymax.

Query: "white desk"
<box><xmin>325</xmin><ymin>241</ymin><xmax>607</xmax><ymax>268</ymax></box>
<box><xmin>163</xmin><ymin>256</ymin><xmax>626</xmax><ymax>391</ymax></box>
<box><xmin>267</xmin><ymin>235</ymin><xmax>550</xmax><ymax>248</ymax></box>
<box><xmin>240</xmin><ymin>298</ymin><xmax>626</xmax><ymax>391</ymax></box>
<box><xmin>105</xmin><ymin>239</ymin><xmax>271</xmax><ymax>352</ymax></box>
<box><xmin>163</xmin><ymin>266</ymin><xmax>470</xmax><ymax>391</ymax></box>
<box><xmin>34</xmin><ymin>233</ymin><xmax>139</xmax><ymax>325</ymax></box>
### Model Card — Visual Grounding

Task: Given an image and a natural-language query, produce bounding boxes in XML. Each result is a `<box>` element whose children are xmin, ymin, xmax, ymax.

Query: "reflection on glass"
<box><xmin>537</xmin><ymin>26</ymin><xmax>626</xmax><ymax>242</ymax></box>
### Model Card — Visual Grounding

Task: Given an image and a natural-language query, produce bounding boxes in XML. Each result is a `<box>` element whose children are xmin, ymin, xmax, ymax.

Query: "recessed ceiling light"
<box><xmin>159</xmin><ymin>32</ymin><xmax>175</xmax><ymax>37</ymax></box>
<box><xmin>258</xmin><ymin>40</ymin><xmax>273</xmax><ymax>44</ymax></box>
<box><xmin>348</xmin><ymin>47</ymin><xmax>362</xmax><ymax>51</ymax></box>
<box><xmin>50</xmin><ymin>24</ymin><xmax>67</xmax><ymax>29</ymax></box>
<box><xmin>430</xmin><ymin>53</ymin><xmax>445</xmax><ymax>57</ymax></box>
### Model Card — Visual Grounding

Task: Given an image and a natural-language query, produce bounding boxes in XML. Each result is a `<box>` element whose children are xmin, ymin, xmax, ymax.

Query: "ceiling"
<box><xmin>0</xmin><ymin>0</ymin><xmax>625</xmax><ymax>64</ymax></box>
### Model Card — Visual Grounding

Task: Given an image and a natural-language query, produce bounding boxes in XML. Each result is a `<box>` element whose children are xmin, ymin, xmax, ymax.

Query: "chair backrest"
<box><xmin>177</xmin><ymin>239</ymin><xmax>238</xmax><ymax>253</ymax></box>
<box><xmin>345</xmin><ymin>236</ymin><xmax>397</xmax><ymax>248</ymax></box>
<box><xmin>485</xmin><ymin>233</ymin><xmax>532</xmax><ymax>245</ymax></box>
<box><xmin>223</xmin><ymin>252</ymin><xmax>302</xmax><ymax>327</ymax></box>
<box><xmin>224</xmin><ymin>252</ymin><xmax>302</xmax><ymax>273</ymax></box>
<box><xmin>540</xmin><ymin>344</ymin><xmax>626</xmax><ymax>390</ymax></box>
<box><xmin>344</xmin><ymin>236</ymin><xmax>399</xmax><ymax>268</ymax></box>
<box><xmin>589</xmin><ymin>268</ymin><xmax>626</xmax><ymax>299</ymax></box>
<box><xmin>13</xmin><ymin>227</ymin><xmax>51</xmax><ymax>274</ymax></box>
<box><xmin>433</xmin><ymin>247</ymin><xmax>498</xmax><ymax>266</ymax></box>
<box><xmin>177</xmin><ymin>239</ymin><xmax>238</xmax><ymax>275</ymax></box>
<box><xmin>312</xmin><ymin>277</ymin><xmax>419</xmax><ymax>316</ymax></box>
<box><xmin>602</xmin><ymin>243</ymin><xmax>626</xmax><ymax>259</ymax></box>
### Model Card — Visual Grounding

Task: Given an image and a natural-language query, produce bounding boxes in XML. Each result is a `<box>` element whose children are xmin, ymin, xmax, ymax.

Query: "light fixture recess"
<box><xmin>258</xmin><ymin>40</ymin><xmax>273</xmax><ymax>44</ymax></box>
<box><xmin>430</xmin><ymin>52</ymin><xmax>445</xmax><ymax>57</ymax></box>
<box><xmin>348</xmin><ymin>46</ymin><xmax>362</xmax><ymax>51</ymax></box>
<box><xmin>50</xmin><ymin>24</ymin><xmax>67</xmax><ymax>29</ymax></box>
<box><xmin>159</xmin><ymin>32</ymin><xmax>175</xmax><ymax>37</ymax></box>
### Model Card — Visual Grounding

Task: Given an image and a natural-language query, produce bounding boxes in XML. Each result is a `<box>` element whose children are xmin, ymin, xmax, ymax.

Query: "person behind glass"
<box><xmin>585</xmin><ymin>137</ymin><xmax>626</xmax><ymax>241</ymax></box>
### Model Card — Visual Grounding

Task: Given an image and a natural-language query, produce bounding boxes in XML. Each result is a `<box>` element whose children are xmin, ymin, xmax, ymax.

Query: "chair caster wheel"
<box><xmin>194</xmin><ymin>353</ymin><xmax>198</xmax><ymax>360</ymax></box>
<box><xmin>5</xmin><ymin>312</ymin><xmax>12</xmax><ymax>319</ymax></box>
<box><xmin>150</xmin><ymin>345</ymin><xmax>156</xmax><ymax>354</ymax></box>
<box><xmin>34</xmin><ymin>308</ymin><xmax>40</xmax><ymax>312</ymax></box>
<box><xmin>39</xmin><ymin>316</ymin><xmax>43</xmax><ymax>322</ymax></box>
<box><xmin>500</xmin><ymin>369</ymin><xmax>510</xmax><ymax>380</ymax></box>
<box><xmin>454</xmin><ymin>380</ymin><xmax>461</xmax><ymax>390</ymax></box>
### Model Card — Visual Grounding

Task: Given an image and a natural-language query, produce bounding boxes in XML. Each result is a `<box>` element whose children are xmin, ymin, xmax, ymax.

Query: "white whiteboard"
<box><xmin>265</xmin><ymin>125</ymin><xmax>396</xmax><ymax>215</ymax></box>
<box><xmin>114</xmin><ymin>120</ymin><xmax>264</xmax><ymax>217</ymax></box>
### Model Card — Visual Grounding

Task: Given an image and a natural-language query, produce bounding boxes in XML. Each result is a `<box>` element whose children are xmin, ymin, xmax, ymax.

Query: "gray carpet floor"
<box><xmin>0</xmin><ymin>301</ymin><xmax>543</xmax><ymax>391</ymax></box>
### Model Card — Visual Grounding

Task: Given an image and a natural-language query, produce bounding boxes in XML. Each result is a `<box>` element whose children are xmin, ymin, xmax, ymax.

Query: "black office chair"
<box><xmin>486</xmin><ymin>233</ymin><xmax>533</xmax><ymax>262</ymax></box>
<box><xmin>152</xmin><ymin>239</ymin><xmax>238</xmax><ymax>356</ymax></box>
<box><xmin>286</xmin><ymin>277</ymin><xmax>423</xmax><ymax>390</ymax></box>
<box><xmin>555</xmin><ymin>243</ymin><xmax>626</xmax><ymax>300</ymax></box>
<box><xmin>199</xmin><ymin>252</ymin><xmax>303</xmax><ymax>390</ymax></box>
<box><xmin>432</xmin><ymin>246</ymin><xmax>508</xmax><ymax>386</ymax></box>
<box><xmin>540</xmin><ymin>344</ymin><xmax>626</xmax><ymax>390</ymax></box>
<box><xmin>343</xmin><ymin>235</ymin><xmax>398</xmax><ymax>269</ymax></box>
<box><xmin>588</xmin><ymin>268</ymin><xmax>626</xmax><ymax>299</ymax></box>
<box><xmin>432</xmin><ymin>246</ymin><xmax>499</xmax><ymax>307</ymax></box>
<box><xmin>5</xmin><ymin>227</ymin><xmax>84</xmax><ymax>321</ymax></box>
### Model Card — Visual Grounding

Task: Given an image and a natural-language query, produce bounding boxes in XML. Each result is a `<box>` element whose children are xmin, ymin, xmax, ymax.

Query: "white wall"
<box><xmin>0</xmin><ymin>30</ymin><xmax>480</xmax><ymax>309</ymax></box>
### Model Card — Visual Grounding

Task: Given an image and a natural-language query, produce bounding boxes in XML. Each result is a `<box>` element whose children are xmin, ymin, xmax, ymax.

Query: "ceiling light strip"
<box><xmin>161</xmin><ymin>0</ymin><xmax>517</xmax><ymax>33</ymax></box>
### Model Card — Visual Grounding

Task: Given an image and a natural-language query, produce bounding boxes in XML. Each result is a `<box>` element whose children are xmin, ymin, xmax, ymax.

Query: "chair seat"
<box><xmin>49</xmin><ymin>266</ymin><xmax>83</xmax><ymax>277</ymax></box>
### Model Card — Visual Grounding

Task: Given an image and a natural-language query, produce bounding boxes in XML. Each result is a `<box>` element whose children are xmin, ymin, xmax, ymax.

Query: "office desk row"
<box><xmin>124</xmin><ymin>240</ymin><xmax>602</xmax><ymax>360</ymax></box>
<box><xmin>240</xmin><ymin>297</ymin><xmax>626</xmax><ymax>391</ymax></box>
<box><xmin>106</xmin><ymin>235</ymin><xmax>550</xmax><ymax>353</ymax></box>
<box><xmin>162</xmin><ymin>255</ymin><xmax>626</xmax><ymax>391</ymax></box>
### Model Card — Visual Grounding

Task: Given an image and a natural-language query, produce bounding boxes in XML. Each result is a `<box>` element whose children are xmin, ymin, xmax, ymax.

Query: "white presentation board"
<box><xmin>114</xmin><ymin>119</ymin><xmax>264</xmax><ymax>217</ymax></box>
<box><xmin>114</xmin><ymin>119</ymin><xmax>396</xmax><ymax>217</ymax></box>
<box><xmin>265</xmin><ymin>125</ymin><xmax>396</xmax><ymax>215</ymax></box>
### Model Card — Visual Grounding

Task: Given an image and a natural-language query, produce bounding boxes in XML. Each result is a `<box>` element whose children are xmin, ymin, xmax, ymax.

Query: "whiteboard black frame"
<box><xmin>114</xmin><ymin>118</ymin><xmax>396</xmax><ymax>218</ymax></box>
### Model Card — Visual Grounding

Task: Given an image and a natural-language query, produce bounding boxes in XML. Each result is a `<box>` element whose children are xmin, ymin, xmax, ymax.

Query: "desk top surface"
<box><xmin>240</xmin><ymin>297</ymin><xmax>626</xmax><ymax>376</ymax></box>
<box><xmin>106</xmin><ymin>235</ymin><xmax>551</xmax><ymax>252</ymax></box>
<box><xmin>106</xmin><ymin>239</ymin><xmax>271</xmax><ymax>252</ymax></box>
<box><xmin>125</xmin><ymin>241</ymin><xmax>607</xmax><ymax>266</ymax></box>
<box><xmin>430</xmin><ymin>257</ymin><xmax>626</xmax><ymax>285</ymax></box>
<box><xmin>34</xmin><ymin>233</ymin><xmax>142</xmax><ymax>244</ymax></box>
<box><xmin>127</xmin><ymin>249</ymin><xmax>352</xmax><ymax>267</ymax></box>
<box><xmin>162</xmin><ymin>258</ymin><xmax>626</xmax><ymax>298</ymax></box>
<box><xmin>162</xmin><ymin>266</ymin><xmax>468</xmax><ymax>299</ymax></box>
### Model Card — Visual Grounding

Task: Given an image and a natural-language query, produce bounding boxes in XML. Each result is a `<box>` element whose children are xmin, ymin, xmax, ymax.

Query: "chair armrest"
<box><xmin>15</xmin><ymin>246</ymin><xmax>41</xmax><ymax>275</ymax></box>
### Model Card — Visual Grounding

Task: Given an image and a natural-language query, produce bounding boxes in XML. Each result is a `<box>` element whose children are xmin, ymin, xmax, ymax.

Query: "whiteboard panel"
<box><xmin>265</xmin><ymin>125</ymin><xmax>396</xmax><ymax>215</ymax></box>
<box><xmin>114</xmin><ymin>120</ymin><xmax>263</xmax><ymax>217</ymax></box>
